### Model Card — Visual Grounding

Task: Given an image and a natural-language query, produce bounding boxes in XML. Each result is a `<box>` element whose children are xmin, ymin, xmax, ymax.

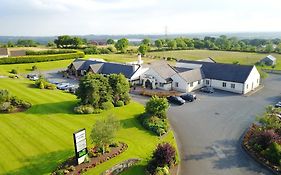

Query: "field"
<box><xmin>148</xmin><ymin>50</ymin><xmax>281</xmax><ymax>69</ymax></box>
<box><xmin>0</xmin><ymin>78</ymin><xmax>176</xmax><ymax>175</ymax></box>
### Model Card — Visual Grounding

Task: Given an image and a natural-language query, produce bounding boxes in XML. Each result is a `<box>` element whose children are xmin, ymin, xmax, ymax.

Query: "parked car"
<box><xmin>167</xmin><ymin>96</ymin><xmax>185</xmax><ymax>105</ymax></box>
<box><xmin>56</xmin><ymin>83</ymin><xmax>70</xmax><ymax>90</ymax></box>
<box><xmin>275</xmin><ymin>101</ymin><xmax>281</xmax><ymax>108</ymax></box>
<box><xmin>68</xmin><ymin>87</ymin><xmax>78</xmax><ymax>94</ymax></box>
<box><xmin>180</xmin><ymin>93</ymin><xmax>197</xmax><ymax>102</ymax></box>
<box><xmin>27</xmin><ymin>74</ymin><xmax>39</xmax><ymax>81</ymax></box>
<box><xmin>200</xmin><ymin>86</ymin><xmax>214</xmax><ymax>93</ymax></box>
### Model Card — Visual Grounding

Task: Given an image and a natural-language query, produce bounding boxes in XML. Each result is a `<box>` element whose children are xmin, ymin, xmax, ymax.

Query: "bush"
<box><xmin>262</xmin><ymin>142</ymin><xmax>281</xmax><ymax>165</ymax></box>
<box><xmin>250</xmin><ymin>129</ymin><xmax>280</xmax><ymax>151</ymax></box>
<box><xmin>148</xmin><ymin>143</ymin><xmax>176</xmax><ymax>174</ymax></box>
<box><xmin>141</xmin><ymin>115</ymin><xmax>169</xmax><ymax>136</ymax></box>
<box><xmin>74</xmin><ymin>105</ymin><xmax>94</xmax><ymax>114</ymax></box>
<box><xmin>45</xmin><ymin>83</ymin><xmax>56</xmax><ymax>90</ymax></box>
<box><xmin>115</xmin><ymin>100</ymin><xmax>124</xmax><ymax>107</ymax></box>
<box><xmin>0</xmin><ymin>51</ymin><xmax>85</xmax><ymax>64</ymax></box>
<box><xmin>10</xmin><ymin>69</ymin><xmax>18</xmax><ymax>74</ymax></box>
<box><xmin>26</xmin><ymin>49</ymin><xmax>76</xmax><ymax>55</ymax></box>
<box><xmin>101</xmin><ymin>101</ymin><xmax>114</xmax><ymax>110</ymax></box>
<box><xmin>122</xmin><ymin>93</ymin><xmax>131</xmax><ymax>105</ymax></box>
<box><xmin>31</xmin><ymin>65</ymin><xmax>38</xmax><ymax>71</ymax></box>
<box><xmin>145</xmin><ymin>96</ymin><xmax>169</xmax><ymax>119</ymax></box>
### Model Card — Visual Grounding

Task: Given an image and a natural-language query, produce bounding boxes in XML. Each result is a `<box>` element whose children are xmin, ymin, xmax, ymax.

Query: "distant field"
<box><xmin>148</xmin><ymin>50</ymin><xmax>281</xmax><ymax>69</ymax></box>
<box><xmin>85</xmin><ymin>54</ymin><xmax>155</xmax><ymax>63</ymax></box>
<box><xmin>0</xmin><ymin>78</ymin><xmax>176</xmax><ymax>175</ymax></box>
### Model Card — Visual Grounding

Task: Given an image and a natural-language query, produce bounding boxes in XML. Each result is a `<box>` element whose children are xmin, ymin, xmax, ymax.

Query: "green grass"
<box><xmin>0</xmin><ymin>78</ymin><xmax>177</xmax><ymax>175</ymax></box>
<box><xmin>148</xmin><ymin>50</ymin><xmax>281</xmax><ymax>69</ymax></box>
<box><xmin>85</xmin><ymin>54</ymin><xmax>155</xmax><ymax>64</ymax></box>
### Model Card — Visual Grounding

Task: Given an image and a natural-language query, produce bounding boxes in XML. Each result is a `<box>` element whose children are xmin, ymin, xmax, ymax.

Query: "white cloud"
<box><xmin>0</xmin><ymin>0</ymin><xmax>281</xmax><ymax>36</ymax></box>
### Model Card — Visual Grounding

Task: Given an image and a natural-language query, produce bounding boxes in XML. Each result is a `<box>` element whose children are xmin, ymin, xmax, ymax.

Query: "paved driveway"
<box><xmin>168</xmin><ymin>74</ymin><xmax>281</xmax><ymax>175</ymax></box>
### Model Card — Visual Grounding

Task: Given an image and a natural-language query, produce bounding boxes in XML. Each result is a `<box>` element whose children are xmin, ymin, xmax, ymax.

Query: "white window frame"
<box><xmin>231</xmin><ymin>84</ymin><xmax>235</xmax><ymax>89</ymax></box>
<box><xmin>222</xmin><ymin>82</ymin><xmax>226</xmax><ymax>87</ymax></box>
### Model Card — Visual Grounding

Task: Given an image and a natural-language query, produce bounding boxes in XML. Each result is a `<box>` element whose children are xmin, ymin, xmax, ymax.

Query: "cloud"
<box><xmin>0</xmin><ymin>0</ymin><xmax>281</xmax><ymax>36</ymax></box>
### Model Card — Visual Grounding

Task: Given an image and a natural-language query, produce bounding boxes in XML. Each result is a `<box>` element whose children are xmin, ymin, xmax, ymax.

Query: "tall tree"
<box><xmin>142</xmin><ymin>38</ymin><xmax>151</xmax><ymax>46</ymax></box>
<box><xmin>76</xmin><ymin>73</ymin><xmax>112</xmax><ymax>108</ymax></box>
<box><xmin>154</xmin><ymin>39</ymin><xmax>163</xmax><ymax>50</ymax></box>
<box><xmin>108</xmin><ymin>74</ymin><xmax>130</xmax><ymax>104</ymax></box>
<box><xmin>167</xmin><ymin>40</ymin><xmax>177</xmax><ymax>50</ymax></box>
<box><xmin>106</xmin><ymin>39</ymin><xmax>115</xmax><ymax>45</ymax></box>
<box><xmin>138</xmin><ymin>44</ymin><xmax>150</xmax><ymax>56</ymax></box>
<box><xmin>114</xmin><ymin>38</ymin><xmax>129</xmax><ymax>53</ymax></box>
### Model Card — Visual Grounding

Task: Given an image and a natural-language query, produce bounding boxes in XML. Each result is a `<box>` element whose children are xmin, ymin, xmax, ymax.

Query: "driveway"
<box><xmin>168</xmin><ymin>74</ymin><xmax>281</xmax><ymax>175</ymax></box>
<box><xmin>41</xmin><ymin>69</ymin><xmax>79</xmax><ymax>86</ymax></box>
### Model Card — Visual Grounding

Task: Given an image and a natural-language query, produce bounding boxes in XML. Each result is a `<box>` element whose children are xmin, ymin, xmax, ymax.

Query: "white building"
<box><xmin>142</xmin><ymin>59</ymin><xmax>260</xmax><ymax>95</ymax></box>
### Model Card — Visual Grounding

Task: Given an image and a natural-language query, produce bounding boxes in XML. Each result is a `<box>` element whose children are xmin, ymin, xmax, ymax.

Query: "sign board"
<box><xmin>73</xmin><ymin>129</ymin><xmax>88</xmax><ymax>165</ymax></box>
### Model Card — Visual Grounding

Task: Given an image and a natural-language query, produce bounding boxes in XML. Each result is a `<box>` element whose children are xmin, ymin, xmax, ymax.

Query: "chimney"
<box><xmin>137</xmin><ymin>54</ymin><xmax>143</xmax><ymax>65</ymax></box>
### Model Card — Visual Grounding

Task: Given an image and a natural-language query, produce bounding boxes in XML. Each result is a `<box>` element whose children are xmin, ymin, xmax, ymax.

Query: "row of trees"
<box><xmin>153</xmin><ymin>36</ymin><xmax>281</xmax><ymax>53</ymax></box>
<box><xmin>0</xmin><ymin>39</ymin><xmax>39</xmax><ymax>48</ymax></box>
<box><xmin>54</xmin><ymin>35</ymin><xmax>87</xmax><ymax>49</ymax></box>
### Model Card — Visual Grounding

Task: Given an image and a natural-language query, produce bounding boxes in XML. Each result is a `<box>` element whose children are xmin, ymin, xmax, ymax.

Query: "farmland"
<box><xmin>148</xmin><ymin>50</ymin><xmax>281</xmax><ymax>69</ymax></box>
<box><xmin>0</xmin><ymin>78</ymin><xmax>176</xmax><ymax>175</ymax></box>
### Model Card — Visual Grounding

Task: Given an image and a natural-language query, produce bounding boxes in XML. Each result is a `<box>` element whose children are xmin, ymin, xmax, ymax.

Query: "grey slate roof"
<box><xmin>178</xmin><ymin>60</ymin><xmax>254</xmax><ymax>83</ymax></box>
<box><xmin>178</xmin><ymin>68</ymin><xmax>205</xmax><ymax>83</ymax></box>
<box><xmin>148</xmin><ymin>61</ymin><xmax>177</xmax><ymax>81</ymax></box>
<box><xmin>70</xmin><ymin>59</ymin><xmax>139</xmax><ymax>79</ymax></box>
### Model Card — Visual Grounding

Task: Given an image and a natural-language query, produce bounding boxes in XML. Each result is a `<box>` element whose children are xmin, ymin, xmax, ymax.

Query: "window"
<box><xmin>198</xmin><ymin>80</ymin><xmax>201</xmax><ymax>84</ymax></box>
<box><xmin>175</xmin><ymin>82</ymin><xmax>179</xmax><ymax>87</ymax></box>
<box><xmin>222</xmin><ymin>82</ymin><xmax>226</xmax><ymax>87</ymax></box>
<box><xmin>190</xmin><ymin>82</ymin><xmax>194</xmax><ymax>87</ymax></box>
<box><xmin>159</xmin><ymin>83</ymin><xmax>164</xmax><ymax>87</ymax></box>
<box><xmin>246</xmin><ymin>84</ymin><xmax>248</xmax><ymax>89</ymax></box>
<box><xmin>231</xmin><ymin>84</ymin><xmax>235</xmax><ymax>89</ymax></box>
<box><xmin>206</xmin><ymin>80</ymin><xmax>210</xmax><ymax>85</ymax></box>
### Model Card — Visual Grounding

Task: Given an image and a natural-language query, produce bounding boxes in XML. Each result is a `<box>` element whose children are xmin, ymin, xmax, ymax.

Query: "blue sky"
<box><xmin>0</xmin><ymin>0</ymin><xmax>280</xmax><ymax>36</ymax></box>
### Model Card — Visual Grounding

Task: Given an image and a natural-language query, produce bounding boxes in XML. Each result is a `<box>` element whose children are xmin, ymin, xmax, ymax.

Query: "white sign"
<box><xmin>73</xmin><ymin>129</ymin><xmax>88</xmax><ymax>165</ymax></box>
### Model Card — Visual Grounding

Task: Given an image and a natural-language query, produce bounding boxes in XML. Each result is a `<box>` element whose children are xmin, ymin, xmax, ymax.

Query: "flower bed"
<box><xmin>52</xmin><ymin>142</ymin><xmax>128</xmax><ymax>175</ymax></box>
<box><xmin>242</xmin><ymin>124</ymin><xmax>281</xmax><ymax>174</ymax></box>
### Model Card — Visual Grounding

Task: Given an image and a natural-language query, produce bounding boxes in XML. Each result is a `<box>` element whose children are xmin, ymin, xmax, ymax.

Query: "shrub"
<box><xmin>32</xmin><ymin>65</ymin><xmax>38</xmax><ymax>71</ymax></box>
<box><xmin>115</xmin><ymin>100</ymin><xmax>124</xmax><ymax>107</ymax></box>
<box><xmin>26</xmin><ymin>49</ymin><xmax>76</xmax><ymax>55</ymax></box>
<box><xmin>155</xmin><ymin>166</ymin><xmax>170</xmax><ymax>175</ymax></box>
<box><xmin>45</xmin><ymin>83</ymin><xmax>56</xmax><ymax>90</ymax></box>
<box><xmin>101</xmin><ymin>101</ymin><xmax>114</xmax><ymax>110</ymax></box>
<box><xmin>122</xmin><ymin>93</ymin><xmax>131</xmax><ymax>105</ymax></box>
<box><xmin>74</xmin><ymin>105</ymin><xmax>94</xmax><ymax>114</ymax></box>
<box><xmin>0</xmin><ymin>51</ymin><xmax>85</xmax><ymax>64</ymax></box>
<box><xmin>141</xmin><ymin>115</ymin><xmax>169</xmax><ymax>136</ymax></box>
<box><xmin>148</xmin><ymin>143</ymin><xmax>176</xmax><ymax>174</ymax></box>
<box><xmin>250</xmin><ymin>129</ymin><xmax>281</xmax><ymax>151</ymax></box>
<box><xmin>39</xmin><ymin>81</ymin><xmax>45</xmax><ymax>89</ymax></box>
<box><xmin>145</xmin><ymin>96</ymin><xmax>169</xmax><ymax>119</ymax></box>
<box><xmin>92</xmin><ymin>108</ymin><xmax>103</xmax><ymax>114</ymax></box>
<box><xmin>10</xmin><ymin>69</ymin><xmax>18</xmax><ymax>74</ymax></box>
<box><xmin>262</xmin><ymin>142</ymin><xmax>281</xmax><ymax>165</ymax></box>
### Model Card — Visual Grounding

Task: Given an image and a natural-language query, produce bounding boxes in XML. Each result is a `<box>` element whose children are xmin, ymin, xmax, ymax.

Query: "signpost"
<box><xmin>73</xmin><ymin>128</ymin><xmax>88</xmax><ymax>165</ymax></box>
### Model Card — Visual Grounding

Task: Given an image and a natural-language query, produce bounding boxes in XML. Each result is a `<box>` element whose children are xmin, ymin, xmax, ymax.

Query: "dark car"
<box><xmin>180</xmin><ymin>93</ymin><xmax>196</xmax><ymax>102</ymax></box>
<box><xmin>167</xmin><ymin>96</ymin><xmax>185</xmax><ymax>105</ymax></box>
<box><xmin>200</xmin><ymin>86</ymin><xmax>214</xmax><ymax>93</ymax></box>
<box><xmin>275</xmin><ymin>101</ymin><xmax>281</xmax><ymax>108</ymax></box>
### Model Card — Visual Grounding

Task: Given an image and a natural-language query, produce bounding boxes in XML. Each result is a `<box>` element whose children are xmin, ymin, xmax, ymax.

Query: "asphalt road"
<box><xmin>168</xmin><ymin>74</ymin><xmax>281</xmax><ymax>175</ymax></box>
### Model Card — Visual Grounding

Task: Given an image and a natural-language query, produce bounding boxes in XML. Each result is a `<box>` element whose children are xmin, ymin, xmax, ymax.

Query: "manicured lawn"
<box><xmin>148</xmin><ymin>50</ymin><xmax>281</xmax><ymax>69</ymax></box>
<box><xmin>0</xmin><ymin>78</ymin><xmax>177</xmax><ymax>175</ymax></box>
<box><xmin>0</xmin><ymin>59</ymin><xmax>75</xmax><ymax>76</ymax></box>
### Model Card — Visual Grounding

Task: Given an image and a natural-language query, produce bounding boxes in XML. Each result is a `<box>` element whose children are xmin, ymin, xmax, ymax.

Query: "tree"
<box><xmin>138</xmin><ymin>44</ymin><xmax>150</xmax><ymax>56</ymax></box>
<box><xmin>90</xmin><ymin>115</ymin><xmax>120</xmax><ymax>154</ymax></box>
<box><xmin>265</xmin><ymin>43</ymin><xmax>274</xmax><ymax>53</ymax></box>
<box><xmin>114</xmin><ymin>38</ymin><xmax>129</xmax><ymax>53</ymax></box>
<box><xmin>47</xmin><ymin>41</ymin><xmax>56</xmax><ymax>47</ymax></box>
<box><xmin>76</xmin><ymin>73</ymin><xmax>112</xmax><ymax>108</ymax></box>
<box><xmin>142</xmin><ymin>38</ymin><xmax>151</xmax><ymax>46</ymax></box>
<box><xmin>167</xmin><ymin>40</ymin><xmax>177</xmax><ymax>50</ymax></box>
<box><xmin>106</xmin><ymin>39</ymin><xmax>115</xmax><ymax>45</ymax></box>
<box><xmin>108</xmin><ymin>74</ymin><xmax>130</xmax><ymax>105</ymax></box>
<box><xmin>155</xmin><ymin>39</ymin><xmax>163</xmax><ymax>50</ymax></box>
<box><xmin>54</xmin><ymin>35</ymin><xmax>84</xmax><ymax>49</ymax></box>
<box><xmin>145</xmin><ymin>96</ymin><xmax>169</xmax><ymax>118</ymax></box>
<box><xmin>7</xmin><ymin>41</ymin><xmax>14</xmax><ymax>47</ymax></box>
<box><xmin>175</xmin><ymin>38</ymin><xmax>187</xmax><ymax>48</ymax></box>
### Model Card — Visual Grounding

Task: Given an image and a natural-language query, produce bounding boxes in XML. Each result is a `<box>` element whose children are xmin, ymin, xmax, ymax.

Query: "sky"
<box><xmin>0</xmin><ymin>0</ymin><xmax>281</xmax><ymax>36</ymax></box>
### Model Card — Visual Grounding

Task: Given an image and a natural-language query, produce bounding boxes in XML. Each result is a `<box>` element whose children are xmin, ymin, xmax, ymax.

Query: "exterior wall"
<box><xmin>130</xmin><ymin>67</ymin><xmax>149</xmax><ymax>81</ymax></box>
<box><xmin>208</xmin><ymin>79</ymin><xmax>244</xmax><ymax>94</ymax></box>
<box><xmin>141</xmin><ymin>68</ymin><xmax>172</xmax><ymax>90</ymax></box>
<box><xmin>244</xmin><ymin>66</ymin><xmax>260</xmax><ymax>94</ymax></box>
<box><xmin>175</xmin><ymin>62</ymin><xmax>202</xmax><ymax>69</ymax></box>
<box><xmin>187</xmin><ymin>79</ymin><xmax>204</xmax><ymax>92</ymax></box>
<box><xmin>171</xmin><ymin>74</ymin><xmax>188</xmax><ymax>92</ymax></box>
<box><xmin>0</xmin><ymin>55</ymin><xmax>8</xmax><ymax>58</ymax></box>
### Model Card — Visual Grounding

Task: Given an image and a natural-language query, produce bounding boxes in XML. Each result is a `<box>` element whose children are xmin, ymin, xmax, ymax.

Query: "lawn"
<box><xmin>148</xmin><ymin>50</ymin><xmax>281</xmax><ymax>69</ymax></box>
<box><xmin>0</xmin><ymin>78</ymin><xmax>176</xmax><ymax>175</ymax></box>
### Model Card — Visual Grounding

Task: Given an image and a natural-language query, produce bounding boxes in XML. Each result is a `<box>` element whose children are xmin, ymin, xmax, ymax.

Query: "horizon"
<box><xmin>1</xmin><ymin>0</ymin><xmax>281</xmax><ymax>36</ymax></box>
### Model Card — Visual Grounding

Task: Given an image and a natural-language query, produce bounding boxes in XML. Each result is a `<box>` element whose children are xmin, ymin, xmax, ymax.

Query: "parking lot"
<box><xmin>168</xmin><ymin>74</ymin><xmax>281</xmax><ymax>175</ymax></box>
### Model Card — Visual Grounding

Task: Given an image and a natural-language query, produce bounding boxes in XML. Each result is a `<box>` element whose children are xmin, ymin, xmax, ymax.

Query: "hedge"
<box><xmin>26</xmin><ymin>49</ymin><xmax>77</xmax><ymax>55</ymax></box>
<box><xmin>0</xmin><ymin>51</ymin><xmax>85</xmax><ymax>64</ymax></box>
